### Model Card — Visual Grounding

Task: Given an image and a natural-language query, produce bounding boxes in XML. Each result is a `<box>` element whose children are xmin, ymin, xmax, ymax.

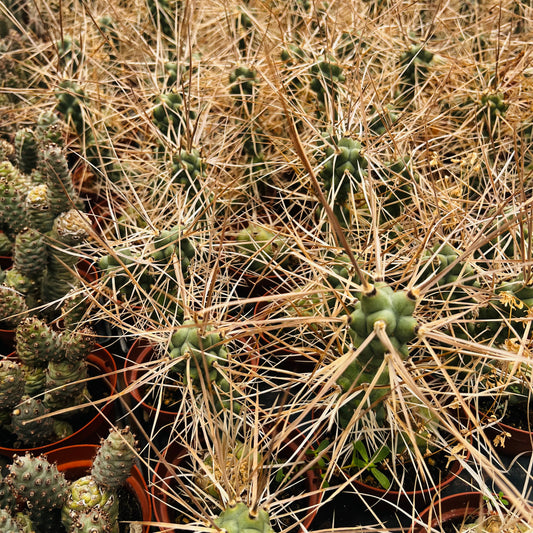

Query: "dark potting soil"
<box><xmin>0</xmin><ymin>360</ymin><xmax>111</xmax><ymax>449</ymax></box>
<box><xmin>354</xmin><ymin>447</ymin><xmax>454</xmax><ymax>493</ymax></box>
<box><xmin>478</xmin><ymin>396</ymin><xmax>532</xmax><ymax>431</ymax></box>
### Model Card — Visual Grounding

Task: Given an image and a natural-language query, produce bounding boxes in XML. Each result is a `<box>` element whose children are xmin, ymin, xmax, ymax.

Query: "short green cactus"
<box><xmin>0</xmin><ymin>360</ymin><xmax>24</xmax><ymax>417</ymax></box>
<box><xmin>153</xmin><ymin>92</ymin><xmax>195</xmax><ymax>138</ymax></box>
<box><xmin>214</xmin><ymin>503</ymin><xmax>274</xmax><ymax>533</ymax></box>
<box><xmin>62</xmin><ymin>427</ymin><xmax>137</xmax><ymax>533</ymax></box>
<box><xmin>10</xmin><ymin>396</ymin><xmax>56</xmax><ymax>447</ymax></box>
<box><xmin>56</xmin><ymin>35</ymin><xmax>82</xmax><ymax>72</ymax></box>
<box><xmin>14</xmin><ymin>128</ymin><xmax>39</xmax><ymax>175</ymax></box>
<box><xmin>397</xmin><ymin>44</ymin><xmax>434</xmax><ymax>100</ymax></box>
<box><xmin>235</xmin><ymin>224</ymin><xmax>291</xmax><ymax>273</ymax></box>
<box><xmin>55</xmin><ymin>80</ymin><xmax>88</xmax><ymax>137</ymax></box>
<box><xmin>171</xmin><ymin>148</ymin><xmax>204</xmax><ymax>188</ymax></box>
<box><xmin>309</xmin><ymin>57</ymin><xmax>345</xmax><ymax>106</ymax></box>
<box><xmin>336</xmin><ymin>283</ymin><xmax>418</xmax><ymax>426</ymax></box>
<box><xmin>0</xmin><ymin>286</ymin><xmax>28</xmax><ymax>328</ymax></box>
<box><xmin>229</xmin><ymin>67</ymin><xmax>258</xmax><ymax>112</ymax></box>
<box><xmin>317</xmin><ymin>135</ymin><xmax>367</xmax><ymax>204</ymax></box>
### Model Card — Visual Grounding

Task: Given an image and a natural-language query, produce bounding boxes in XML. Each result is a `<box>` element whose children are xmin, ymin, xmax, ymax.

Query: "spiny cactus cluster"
<box><xmin>62</xmin><ymin>427</ymin><xmax>138</xmax><ymax>533</ymax></box>
<box><xmin>0</xmin><ymin>316</ymin><xmax>95</xmax><ymax>448</ymax></box>
<box><xmin>0</xmin><ymin>427</ymin><xmax>137</xmax><ymax>533</ymax></box>
<box><xmin>336</xmin><ymin>282</ymin><xmax>418</xmax><ymax>426</ymax></box>
<box><xmin>0</xmin><ymin>125</ymin><xmax>91</xmax><ymax>325</ymax></box>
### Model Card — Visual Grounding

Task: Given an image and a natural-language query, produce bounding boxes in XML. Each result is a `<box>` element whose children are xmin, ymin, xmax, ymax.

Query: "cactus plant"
<box><xmin>214</xmin><ymin>502</ymin><xmax>274</xmax><ymax>533</ymax></box>
<box><xmin>61</xmin><ymin>427</ymin><xmax>138</xmax><ymax>533</ymax></box>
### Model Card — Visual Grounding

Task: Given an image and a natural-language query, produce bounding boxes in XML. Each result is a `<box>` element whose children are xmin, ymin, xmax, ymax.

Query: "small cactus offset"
<box><xmin>14</xmin><ymin>128</ymin><xmax>39</xmax><ymax>175</ymax></box>
<box><xmin>229</xmin><ymin>67</ymin><xmax>258</xmax><ymax>112</ymax></box>
<box><xmin>0</xmin><ymin>286</ymin><xmax>28</xmax><ymax>328</ymax></box>
<box><xmin>91</xmin><ymin>427</ymin><xmax>138</xmax><ymax>489</ymax></box>
<box><xmin>0</xmin><ymin>360</ymin><xmax>25</xmax><ymax>417</ymax></box>
<box><xmin>153</xmin><ymin>92</ymin><xmax>195</xmax><ymax>139</ymax></box>
<box><xmin>214</xmin><ymin>503</ymin><xmax>274</xmax><ymax>533</ymax></box>
<box><xmin>170</xmin><ymin>148</ymin><xmax>204</xmax><ymax>189</ymax></box>
<box><xmin>235</xmin><ymin>224</ymin><xmax>291</xmax><ymax>273</ymax></box>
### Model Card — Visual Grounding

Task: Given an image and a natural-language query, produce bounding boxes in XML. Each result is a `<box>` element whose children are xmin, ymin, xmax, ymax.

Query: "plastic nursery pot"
<box><xmin>480</xmin><ymin>409</ymin><xmax>533</xmax><ymax>456</ymax></box>
<box><xmin>123</xmin><ymin>338</ymin><xmax>179</xmax><ymax>426</ymax></box>
<box><xmin>349</xmin><ymin>446</ymin><xmax>468</xmax><ymax>512</ymax></box>
<box><xmin>46</xmin><ymin>443</ymin><xmax>152</xmax><ymax>533</ymax></box>
<box><xmin>410</xmin><ymin>491</ymin><xmax>485</xmax><ymax>533</ymax></box>
<box><xmin>0</xmin><ymin>344</ymin><xmax>118</xmax><ymax>458</ymax></box>
<box><xmin>151</xmin><ymin>441</ymin><xmax>322</xmax><ymax>533</ymax></box>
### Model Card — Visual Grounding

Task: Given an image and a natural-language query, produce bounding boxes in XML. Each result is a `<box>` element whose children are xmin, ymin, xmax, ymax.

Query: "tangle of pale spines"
<box><xmin>90</xmin><ymin>427</ymin><xmax>138</xmax><ymax>490</ymax></box>
<box><xmin>10</xmin><ymin>397</ymin><xmax>55</xmax><ymax>448</ymax></box>
<box><xmin>39</xmin><ymin>144</ymin><xmax>79</xmax><ymax>217</ymax></box>
<box><xmin>14</xmin><ymin>127</ymin><xmax>39</xmax><ymax>176</ymax></box>
<box><xmin>61</xmin><ymin>289</ymin><xmax>89</xmax><ymax>331</ymax></box>
<box><xmin>14</xmin><ymin>227</ymin><xmax>48</xmax><ymax>279</ymax></box>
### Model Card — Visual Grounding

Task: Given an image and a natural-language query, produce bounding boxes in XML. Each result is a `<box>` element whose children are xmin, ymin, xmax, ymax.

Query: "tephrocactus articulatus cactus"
<box><xmin>61</xmin><ymin>427</ymin><xmax>138</xmax><ymax>533</ymax></box>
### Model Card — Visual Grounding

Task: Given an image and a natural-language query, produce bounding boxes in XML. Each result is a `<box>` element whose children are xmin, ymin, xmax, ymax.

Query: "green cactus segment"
<box><xmin>91</xmin><ymin>427</ymin><xmax>138</xmax><ymax>489</ymax></box>
<box><xmin>40</xmin><ymin>145</ymin><xmax>79</xmax><ymax>217</ymax></box>
<box><xmin>171</xmin><ymin>149</ymin><xmax>204</xmax><ymax>188</ymax></box>
<box><xmin>310</xmin><ymin>57</ymin><xmax>345</xmax><ymax>105</ymax></box>
<box><xmin>36</xmin><ymin>111</ymin><xmax>66</xmax><ymax>147</ymax></box>
<box><xmin>61</xmin><ymin>290</ymin><xmax>89</xmax><ymax>331</ymax></box>
<box><xmin>21</xmin><ymin>365</ymin><xmax>47</xmax><ymax>396</ymax></box>
<box><xmin>42</xmin><ymin>210</ymin><xmax>90</xmax><ymax>304</ymax></box>
<box><xmin>26</xmin><ymin>184</ymin><xmax>55</xmax><ymax>233</ymax></box>
<box><xmin>235</xmin><ymin>224</ymin><xmax>290</xmax><ymax>273</ymax></box>
<box><xmin>67</xmin><ymin>508</ymin><xmax>115</xmax><ymax>533</ymax></box>
<box><xmin>169</xmin><ymin>319</ymin><xmax>228</xmax><ymax>382</ymax></box>
<box><xmin>152</xmin><ymin>224</ymin><xmax>196</xmax><ymax>276</ymax></box>
<box><xmin>0</xmin><ymin>286</ymin><xmax>28</xmax><ymax>327</ymax></box>
<box><xmin>214</xmin><ymin>503</ymin><xmax>274</xmax><ymax>533</ymax></box>
<box><xmin>0</xmin><ymin>360</ymin><xmax>25</xmax><ymax>412</ymax></box>
<box><xmin>229</xmin><ymin>67</ymin><xmax>258</xmax><ymax>111</ymax></box>
<box><xmin>11</xmin><ymin>397</ymin><xmax>56</xmax><ymax>447</ymax></box>
<box><xmin>61</xmin><ymin>327</ymin><xmax>95</xmax><ymax>362</ymax></box>
<box><xmin>55</xmin><ymin>80</ymin><xmax>88</xmax><ymax>137</ymax></box>
<box><xmin>0</xmin><ymin>161</ymin><xmax>29</xmax><ymax>237</ymax></box>
<box><xmin>0</xmin><ymin>508</ymin><xmax>23</xmax><ymax>533</ymax></box>
<box><xmin>336</xmin><ymin>283</ymin><xmax>418</xmax><ymax>427</ymax></box>
<box><xmin>57</xmin><ymin>36</ymin><xmax>82</xmax><ymax>72</ymax></box>
<box><xmin>349</xmin><ymin>283</ymin><xmax>417</xmax><ymax>362</ymax></box>
<box><xmin>14</xmin><ymin>128</ymin><xmax>39</xmax><ymax>175</ymax></box>
<box><xmin>318</xmin><ymin>135</ymin><xmax>367</xmax><ymax>203</ymax></box>
<box><xmin>61</xmin><ymin>476</ymin><xmax>118</xmax><ymax>533</ymax></box>
<box><xmin>3</xmin><ymin>270</ymin><xmax>38</xmax><ymax>302</ymax></box>
<box><xmin>7</xmin><ymin>453</ymin><xmax>69</xmax><ymax>512</ymax></box>
<box><xmin>14</xmin><ymin>228</ymin><xmax>47</xmax><ymax>279</ymax></box>
<box><xmin>13</xmin><ymin>512</ymin><xmax>34</xmax><ymax>533</ymax></box>
<box><xmin>15</xmin><ymin>317</ymin><xmax>62</xmax><ymax>367</ymax></box>
<box><xmin>153</xmin><ymin>92</ymin><xmax>195</xmax><ymax>137</ymax></box>
<box><xmin>368</xmin><ymin>104</ymin><xmax>400</xmax><ymax>136</ymax></box>
<box><xmin>0</xmin><ymin>230</ymin><xmax>12</xmax><ymax>254</ymax></box>
<box><xmin>44</xmin><ymin>360</ymin><xmax>89</xmax><ymax>411</ymax></box>
<box><xmin>0</xmin><ymin>475</ymin><xmax>17</xmax><ymax>514</ymax></box>
<box><xmin>398</xmin><ymin>44</ymin><xmax>434</xmax><ymax>99</ymax></box>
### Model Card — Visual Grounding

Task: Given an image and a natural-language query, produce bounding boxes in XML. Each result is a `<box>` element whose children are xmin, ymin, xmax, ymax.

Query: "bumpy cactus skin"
<box><xmin>14</xmin><ymin>228</ymin><xmax>48</xmax><ymax>279</ymax></box>
<box><xmin>16</xmin><ymin>316</ymin><xmax>62</xmax><ymax>367</ymax></box>
<box><xmin>0</xmin><ymin>360</ymin><xmax>25</xmax><ymax>412</ymax></box>
<box><xmin>0</xmin><ymin>508</ymin><xmax>22</xmax><ymax>533</ymax></box>
<box><xmin>91</xmin><ymin>427</ymin><xmax>138</xmax><ymax>490</ymax></box>
<box><xmin>235</xmin><ymin>224</ymin><xmax>290</xmax><ymax>273</ymax></box>
<box><xmin>0</xmin><ymin>286</ymin><xmax>28</xmax><ymax>327</ymax></box>
<box><xmin>14</xmin><ymin>128</ymin><xmax>39</xmax><ymax>175</ymax></box>
<box><xmin>214</xmin><ymin>503</ymin><xmax>274</xmax><ymax>533</ymax></box>
<box><xmin>7</xmin><ymin>453</ymin><xmax>69</xmax><ymax>513</ymax></box>
<box><xmin>11</xmin><ymin>396</ymin><xmax>56</xmax><ymax>447</ymax></box>
<box><xmin>336</xmin><ymin>283</ymin><xmax>418</xmax><ymax>426</ymax></box>
<box><xmin>62</xmin><ymin>476</ymin><xmax>118</xmax><ymax>533</ymax></box>
<box><xmin>171</xmin><ymin>148</ymin><xmax>204</xmax><ymax>187</ymax></box>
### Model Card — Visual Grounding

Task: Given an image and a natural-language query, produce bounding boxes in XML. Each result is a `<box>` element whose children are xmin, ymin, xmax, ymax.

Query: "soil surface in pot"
<box><xmin>478</xmin><ymin>396</ymin><xmax>532</xmax><ymax>431</ymax></box>
<box><xmin>0</xmin><ymin>362</ymin><xmax>110</xmax><ymax>449</ymax></box>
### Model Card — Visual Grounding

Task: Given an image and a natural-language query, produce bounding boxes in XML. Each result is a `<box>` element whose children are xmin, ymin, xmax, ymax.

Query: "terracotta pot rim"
<box><xmin>0</xmin><ymin>344</ymin><xmax>117</xmax><ymax>456</ymax></box>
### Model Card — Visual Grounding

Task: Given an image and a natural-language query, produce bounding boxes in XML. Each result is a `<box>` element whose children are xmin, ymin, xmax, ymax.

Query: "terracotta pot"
<box><xmin>45</xmin><ymin>443</ymin><xmax>152</xmax><ymax>533</ymax></box>
<box><xmin>410</xmin><ymin>491</ymin><xmax>485</xmax><ymax>533</ymax></box>
<box><xmin>151</xmin><ymin>440</ymin><xmax>322</xmax><ymax>533</ymax></box>
<box><xmin>123</xmin><ymin>338</ymin><xmax>179</xmax><ymax>426</ymax></box>
<box><xmin>0</xmin><ymin>344</ymin><xmax>117</xmax><ymax>457</ymax></box>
